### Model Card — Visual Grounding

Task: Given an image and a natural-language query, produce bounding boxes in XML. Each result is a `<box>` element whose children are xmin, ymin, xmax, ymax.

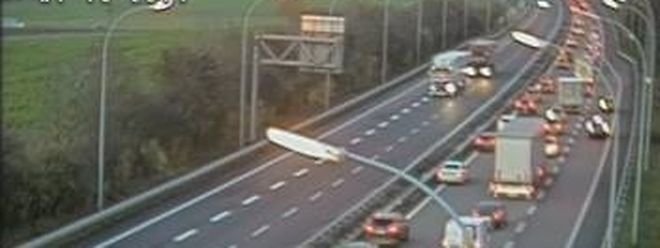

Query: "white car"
<box><xmin>585</xmin><ymin>115</ymin><xmax>612</xmax><ymax>138</ymax></box>
<box><xmin>436</xmin><ymin>160</ymin><xmax>470</xmax><ymax>184</ymax></box>
<box><xmin>544</xmin><ymin>136</ymin><xmax>562</xmax><ymax>158</ymax></box>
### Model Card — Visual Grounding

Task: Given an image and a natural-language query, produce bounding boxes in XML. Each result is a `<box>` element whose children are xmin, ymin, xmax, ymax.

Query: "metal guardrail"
<box><xmin>300</xmin><ymin>1</ymin><xmax>571</xmax><ymax>246</ymax></box>
<box><xmin>20</xmin><ymin>1</ymin><xmax>540</xmax><ymax>247</ymax></box>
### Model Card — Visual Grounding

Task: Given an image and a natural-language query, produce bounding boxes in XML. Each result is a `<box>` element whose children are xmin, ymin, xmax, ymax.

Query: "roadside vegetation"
<box><xmin>1</xmin><ymin>0</ymin><xmax>508</xmax><ymax>246</ymax></box>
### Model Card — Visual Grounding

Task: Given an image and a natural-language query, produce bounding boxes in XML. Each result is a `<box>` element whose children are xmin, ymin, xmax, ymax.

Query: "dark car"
<box><xmin>363</xmin><ymin>212</ymin><xmax>409</xmax><ymax>244</ymax></box>
<box><xmin>472</xmin><ymin>201</ymin><xmax>508</xmax><ymax>229</ymax></box>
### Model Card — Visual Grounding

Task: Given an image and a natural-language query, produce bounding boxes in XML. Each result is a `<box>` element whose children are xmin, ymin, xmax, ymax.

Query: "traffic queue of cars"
<box><xmin>359</xmin><ymin>0</ymin><xmax>614</xmax><ymax>246</ymax></box>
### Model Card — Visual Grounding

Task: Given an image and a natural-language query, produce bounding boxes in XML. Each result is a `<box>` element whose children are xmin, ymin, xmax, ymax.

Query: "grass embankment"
<box><xmin>616</xmin><ymin>107</ymin><xmax>660</xmax><ymax>248</ymax></box>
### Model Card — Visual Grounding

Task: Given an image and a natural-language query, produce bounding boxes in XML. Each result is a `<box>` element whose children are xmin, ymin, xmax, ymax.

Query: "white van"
<box><xmin>442</xmin><ymin>216</ymin><xmax>491</xmax><ymax>248</ymax></box>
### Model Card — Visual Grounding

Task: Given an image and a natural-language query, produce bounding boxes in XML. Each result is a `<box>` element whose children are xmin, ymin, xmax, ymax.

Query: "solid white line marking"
<box><xmin>465</xmin><ymin>152</ymin><xmax>479</xmax><ymax>166</ymax></box>
<box><xmin>269</xmin><ymin>181</ymin><xmax>287</xmax><ymax>191</ymax></box>
<box><xmin>251</xmin><ymin>225</ymin><xmax>270</xmax><ymax>238</ymax></box>
<box><xmin>309</xmin><ymin>191</ymin><xmax>323</xmax><ymax>202</ymax></box>
<box><xmin>411</xmin><ymin>102</ymin><xmax>421</xmax><ymax>108</ymax></box>
<box><xmin>385</xmin><ymin>145</ymin><xmax>394</xmax><ymax>152</ymax></box>
<box><xmin>378</xmin><ymin>121</ymin><xmax>389</xmax><ymax>128</ymax></box>
<box><xmin>242</xmin><ymin>195</ymin><xmax>261</xmax><ymax>206</ymax></box>
<box><xmin>398</xmin><ymin>137</ymin><xmax>408</xmax><ymax>143</ymax></box>
<box><xmin>365</xmin><ymin>129</ymin><xmax>376</xmax><ymax>136</ymax></box>
<box><xmin>422</xmin><ymin>121</ymin><xmax>430</xmax><ymax>127</ymax></box>
<box><xmin>401</xmin><ymin>108</ymin><xmax>411</xmax><ymax>114</ymax></box>
<box><xmin>410</xmin><ymin>128</ymin><xmax>420</xmax><ymax>135</ymax></box>
<box><xmin>331</xmin><ymin>178</ymin><xmax>345</xmax><ymax>188</ymax></box>
<box><xmin>527</xmin><ymin>206</ymin><xmax>538</xmax><ymax>216</ymax></box>
<box><xmin>351</xmin><ymin>166</ymin><xmax>364</xmax><ymax>175</ymax></box>
<box><xmin>93</xmin><ymin>66</ymin><xmax>431</xmax><ymax>248</ymax></box>
<box><xmin>350</xmin><ymin>137</ymin><xmax>362</xmax><ymax>145</ymax></box>
<box><xmin>281</xmin><ymin>207</ymin><xmax>299</xmax><ymax>219</ymax></box>
<box><xmin>390</xmin><ymin>114</ymin><xmax>400</xmax><ymax>121</ymax></box>
<box><xmin>515</xmin><ymin>222</ymin><xmax>527</xmax><ymax>233</ymax></box>
<box><xmin>503</xmin><ymin>241</ymin><xmax>515</xmax><ymax>248</ymax></box>
<box><xmin>293</xmin><ymin>168</ymin><xmax>310</xmax><ymax>178</ymax></box>
<box><xmin>209</xmin><ymin>210</ymin><xmax>232</xmax><ymax>223</ymax></box>
<box><xmin>406</xmin><ymin>185</ymin><xmax>446</xmax><ymax>219</ymax></box>
<box><xmin>172</xmin><ymin>229</ymin><xmax>199</xmax><ymax>242</ymax></box>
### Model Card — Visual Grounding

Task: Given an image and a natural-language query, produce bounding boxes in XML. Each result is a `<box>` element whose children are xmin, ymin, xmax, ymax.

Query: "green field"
<box><xmin>2</xmin><ymin>0</ymin><xmax>359</xmax><ymax>131</ymax></box>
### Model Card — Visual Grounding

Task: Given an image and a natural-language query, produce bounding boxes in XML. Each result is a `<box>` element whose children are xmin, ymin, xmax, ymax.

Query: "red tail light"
<box><xmin>387</xmin><ymin>225</ymin><xmax>400</xmax><ymax>234</ymax></box>
<box><xmin>365</xmin><ymin>225</ymin><xmax>376</xmax><ymax>234</ymax></box>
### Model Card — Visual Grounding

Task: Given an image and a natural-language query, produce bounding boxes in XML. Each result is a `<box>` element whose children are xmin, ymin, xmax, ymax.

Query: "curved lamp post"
<box><xmin>265</xmin><ymin>127</ymin><xmax>465</xmax><ymax>226</ymax></box>
<box><xmin>97</xmin><ymin>0</ymin><xmax>173</xmax><ymax>211</ymax></box>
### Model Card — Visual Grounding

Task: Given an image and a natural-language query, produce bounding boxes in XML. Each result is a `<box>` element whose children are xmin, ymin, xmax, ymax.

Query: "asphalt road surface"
<box><xmin>77</xmin><ymin>1</ymin><xmax>567</xmax><ymax>247</ymax></box>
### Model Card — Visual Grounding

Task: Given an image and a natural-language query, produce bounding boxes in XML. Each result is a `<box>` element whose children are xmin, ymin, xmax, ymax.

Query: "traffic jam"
<box><xmin>356</xmin><ymin>0</ymin><xmax>614</xmax><ymax>247</ymax></box>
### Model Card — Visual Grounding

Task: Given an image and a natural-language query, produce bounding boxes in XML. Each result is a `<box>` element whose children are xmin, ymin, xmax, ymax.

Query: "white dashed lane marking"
<box><xmin>350</xmin><ymin>138</ymin><xmax>362</xmax><ymax>145</ymax></box>
<box><xmin>250</xmin><ymin>225</ymin><xmax>271</xmax><ymax>238</ymax></box>
<box><xmin>293</xmin><ymin>168</ymin><xmax>309</xmax><ymax>178</ymax></box>
<box><xmin>209</xmin><ymin>210</ymin><xmax>232</xmax><ymax>223</ymax></box>
<box><xmin>411</xmin><ymin>102</ymin><xmax>421</xmax><ymax>108</ymax></box>
<box><xmin>421</xmin><ymin>97</ymin><xmax>430</xmax><ymax>102</ymax></box>
<box><xmin>398</xmin><ymin>137</ymin><xmax>408</xmax><ymax>143</ymax></box>
<box><xmin>503</xmin><ymin>241</ymin><xmax>515</xmax><ymax>248</ymax></box>
<box><xmin>351</xmin><ymin>166</ymin><xmax>364</xmax><ymax>175</ymax></box>
<box><xmin>241</xmin><ymin>195</ymin><xmax>261</xmax><ymax>206</ymax></box>
<box><xmin>422</xmin><ymin>121</ymin><xmax>430</xmax><ymax>127</ymax></box>
<box><xmin>281</xmin><ymin>207</ymin><xmax>299</xmax><ymax>219</ymax></box>
<box><xmin>527</xmin><ymin>205</ymin><xmax>537</xmax><ymax>216</ymax></box>
<box><xmin>390</xmin><ymin>115</ymin><xmax>400</xmax><ymax>121</ymax></box>
<box><xmin>410</xmin><ymin>128</ymin><xmax>420</xmax><ymax>135</ymax></box>
<box><xmin>172</xmin><ymin>229</ymin><xmax>199</xmax><ymax>243</ymax></box>
<box><xmin>331</xmin><ymin>178</ymin><xmax>345</xmax><ymax>188</ymax></box>
<box><xmin>401</xmin><ymin>108</ymin><xmax>411</xmax><ymax>114</ymax></box>
<box><xmin>385</xmin><ymin>145</ymin><xmax>394</xmax><ymax>152</ymax></box>
<box><xmin>378</xmin><ymin>121</ymin><xmax>389</xmax><ymax>128</ymax></box>
<box><xmin>365</xmin><ymin>129</ymin><xmax>376</xmax><ymax>136</ymax></box>
<box><xmin>269</xmin><ymin>181</ymin><xmax>286</xmax><ymax>191</ymax></box>
<box><xmin>431</xmin><ymin>114</ymin><xmax>439</xmax><ymax>120</ymax></box>
<box><xmin>309</xmin><ymin>191</ymin><xmax>323</xmax><ymax>202</ymax></box>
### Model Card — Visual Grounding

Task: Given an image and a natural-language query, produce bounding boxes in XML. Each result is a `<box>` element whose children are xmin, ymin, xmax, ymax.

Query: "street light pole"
<box><xmin>416</xmin><ymin>0</ymin><xmax>424</xmax><ymax>64</ymax></box>
<box><xmin>441</xmin><ymin>0</ymin><xmax>448</xmax><ymax>49</ymax></box>
<box><xmin>240</xmin><ymin>0</ymin><xmax>267</xmax><ymax>146</ymax></box>
<box><xmin>381</xmin><ymin>0</ymin><xmax>391</xmax><ymax>84</ymax></box>
<box><xmin>463</xmin><ymin>0</ymin><xmax>468</xmax><ymax>39</ymax></box>
<box><xmin>96</xmin><ymin>2</ymin><xmax>170</xmax><ymax>211</ymax></box>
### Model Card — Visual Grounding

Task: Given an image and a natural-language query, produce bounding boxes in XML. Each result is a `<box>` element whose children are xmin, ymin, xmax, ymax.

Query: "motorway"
<box><xmin>78</xmin><ymin>0</ymin><xmax>568</xmax><ymax>247</ymax></box>
<box><xmin>396</xmin><ymin>1</ymin><xmax>639</xmax><ymax>248</ymax></box>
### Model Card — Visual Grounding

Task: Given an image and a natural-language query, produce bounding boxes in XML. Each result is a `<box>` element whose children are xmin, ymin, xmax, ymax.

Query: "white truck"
<box><xmin>428</xmin><ymin>51</ymin><xmax>468</xmax><ymax>97</ymax></box>
<box><xmin>558</xmin><ymin>77</ymin><xmax>586</xmax><ymax>114</ymax></box>
<box><xmin>489</xmin><ymin>117</ymin><xmax>549</xmax><ymax>200</ymax></box>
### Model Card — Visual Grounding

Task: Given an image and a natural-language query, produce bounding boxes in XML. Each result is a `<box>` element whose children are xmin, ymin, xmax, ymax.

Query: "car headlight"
<box><xmin>479</xmin><ymin>67</ymin><xmax>492</xmax><ymax>77</ymax></box>
<box><xmin>463</xmin><ymin>66</ymin><xmax>477</xmax><ymax>76</ymax></box>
